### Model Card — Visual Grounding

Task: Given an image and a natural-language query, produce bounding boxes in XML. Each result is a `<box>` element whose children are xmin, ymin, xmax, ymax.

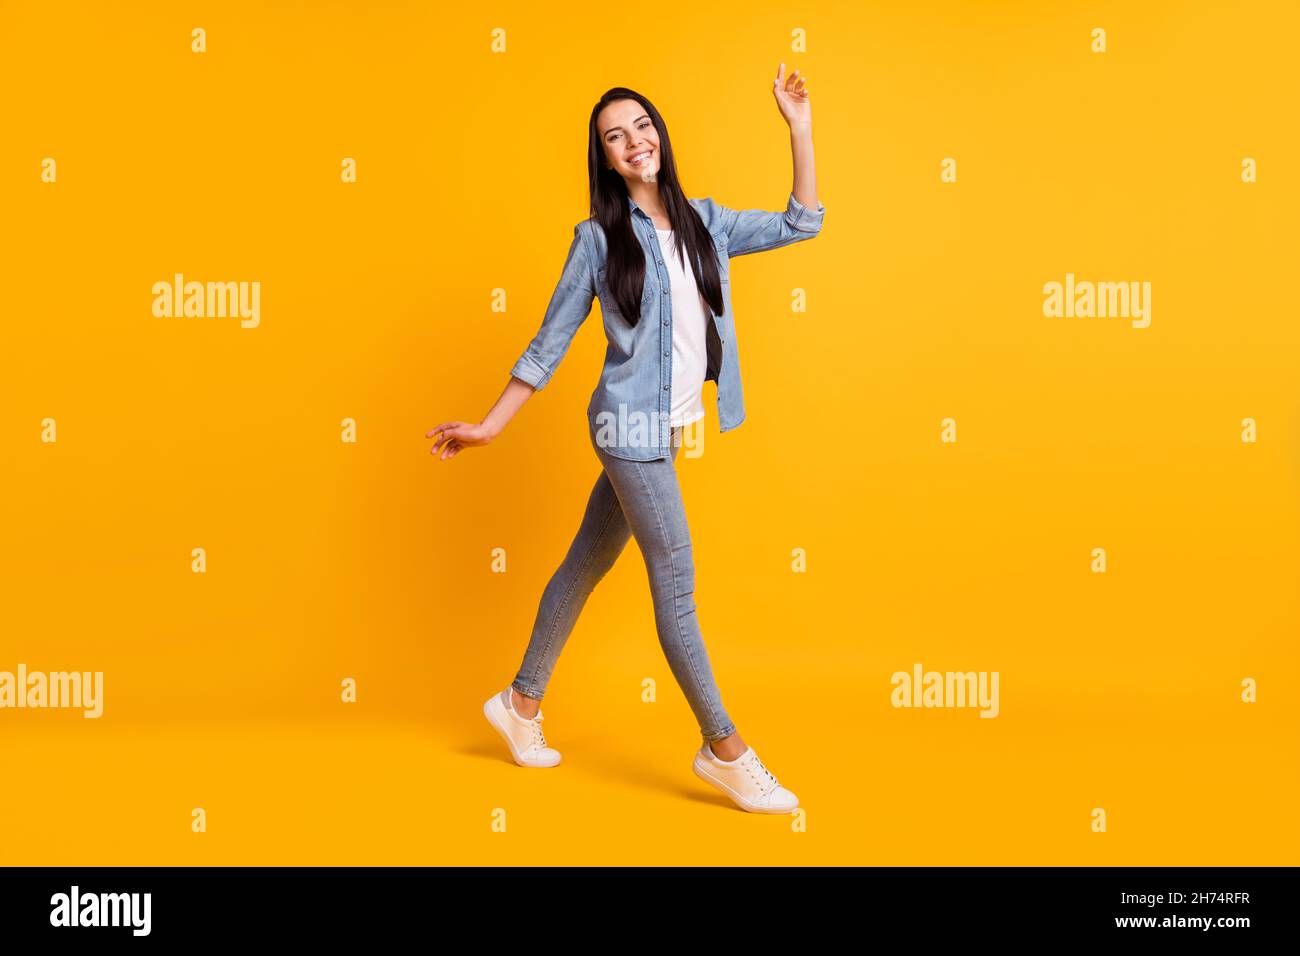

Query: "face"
<box><xmin>598</xmin><ymin>99</ymin><xmax>661</xmax><ymax>183</ymax></box>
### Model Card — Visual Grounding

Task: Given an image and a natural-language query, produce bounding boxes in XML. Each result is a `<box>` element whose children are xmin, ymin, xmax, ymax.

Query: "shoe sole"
<box><xmin>483</xmin><ymin>696</ymin><xmax>560</xmax><ymax>768</ymax></box>
<box><xmin>692</xmin><ymin>758</ymin><xmax>798</xmax><ymax>813</ymax></box>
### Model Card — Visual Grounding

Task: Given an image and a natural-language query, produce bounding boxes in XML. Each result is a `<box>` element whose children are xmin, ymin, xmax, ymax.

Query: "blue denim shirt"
<box><xmin>509</xmin><ymin>191</ymin><xmax>826</xmax><ymax>461</ymax></box>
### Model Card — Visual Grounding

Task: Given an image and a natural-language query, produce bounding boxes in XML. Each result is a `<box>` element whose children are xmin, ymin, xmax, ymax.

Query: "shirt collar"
<box><xmin>625</xmin><ymin>192</ymin><xmax>651</xmax><ymax>220</ymax></box>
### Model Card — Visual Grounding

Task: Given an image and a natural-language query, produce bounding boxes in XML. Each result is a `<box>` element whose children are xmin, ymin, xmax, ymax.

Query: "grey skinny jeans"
<box><xmin>511</xmin><ymin>424</ymin><xmax>737</xmax><ymax>743</ymax></box>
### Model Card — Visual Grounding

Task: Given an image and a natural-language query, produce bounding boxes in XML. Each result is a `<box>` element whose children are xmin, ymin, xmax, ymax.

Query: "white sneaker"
<box><xmin>692</xmin><ymin>741</ymin><xmax>798</xmax><ymax>813</ymax></box>
<box><xmin>483</xmin><ymin>687</ymin><xmax>561</xmax><ymax>768</ymax></box>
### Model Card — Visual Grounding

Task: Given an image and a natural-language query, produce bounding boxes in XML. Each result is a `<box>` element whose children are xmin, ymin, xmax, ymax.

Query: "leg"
<box><xmin>511</xmin><ymin>465</ymin><xmax>633</xmax><ymax>704</ymax></box>
<box><xmin>590</xmin><ymin>426</ymin><xmax>737</xmax><ymax>744</ymax></box>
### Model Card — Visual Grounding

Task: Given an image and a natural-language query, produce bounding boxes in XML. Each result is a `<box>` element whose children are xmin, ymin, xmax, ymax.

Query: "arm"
<box><xmin>427</xmin><ymin>222</ymin><xmax>597</xmax><ymax>461</ymax></box>
<box><xmin>507</xmin><ymin>222</ymin><xmax>598</xmax><ymax>391</ymax></box>
<box><xmin>481</xmin><ymin>376</ymin><xmax>536</xmax><ymax>440</ymax></box>
<box><xmin>716</xmin><ymin>62</ymin><xmax>825</xmax><ymax>257</ymax></box>
<box><xmin>717</xmin><ymin>188</ymin><xmax>825</xmax><ymax>257</ymax></box>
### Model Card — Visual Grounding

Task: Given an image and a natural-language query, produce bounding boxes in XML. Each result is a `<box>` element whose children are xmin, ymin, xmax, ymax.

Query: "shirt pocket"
<box><xmin>712</xmin><ymin>232</ymin><xmax>731</xmax><ymax>284</ymax></box>
<box><xmin>596</xmin><ymin>266</ymin><xmax>654</xmax><ymax>319</ymax></box>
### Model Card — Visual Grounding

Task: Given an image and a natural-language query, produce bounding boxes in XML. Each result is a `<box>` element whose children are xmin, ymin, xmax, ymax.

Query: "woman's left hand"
<box><xmin>772</xmin><ymin>62</ymin><xmax>811</xmax><ymax>130</ymax></box>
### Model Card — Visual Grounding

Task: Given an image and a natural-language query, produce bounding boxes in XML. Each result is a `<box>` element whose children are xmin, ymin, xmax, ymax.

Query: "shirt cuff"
<box><xmin>786</xmin><ymin>192</ymin><xmax>825</xmax><ymax>233</ymax></box>
<box><xmin>510</xmin><ymin>352</ymin><xmax>550</xmax><ymax>390</ymax></box>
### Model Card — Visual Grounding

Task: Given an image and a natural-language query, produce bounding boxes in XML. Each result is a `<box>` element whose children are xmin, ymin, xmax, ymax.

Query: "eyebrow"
<box><xmin>602</xmin><ymin>114</ymin><xmax>650</xmax><ymax>139</ymax></box>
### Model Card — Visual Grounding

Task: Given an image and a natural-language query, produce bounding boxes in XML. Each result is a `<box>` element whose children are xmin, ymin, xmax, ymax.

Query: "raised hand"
<box><xmin>772</xmin><ymin>61</ymin><xmax>811</xmax><ymax>130</ymax></box>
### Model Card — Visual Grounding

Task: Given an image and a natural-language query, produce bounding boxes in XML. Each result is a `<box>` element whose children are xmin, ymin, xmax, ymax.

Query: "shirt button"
<box><xmin>663</xmin><ymin>350</ymin><xmax>670</xmax><ymax>356</ymax></box>
<box><xmin>663</xmin><ymin>384</ymin><xmax>669</xmax><ymax>390</ymax></box>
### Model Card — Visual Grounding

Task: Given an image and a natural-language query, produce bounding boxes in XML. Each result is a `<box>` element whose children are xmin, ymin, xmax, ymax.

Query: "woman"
<box><xmin>428</xmin><ymin>63</ymin><xmax>824</xmax><ymax>813</ymax></box>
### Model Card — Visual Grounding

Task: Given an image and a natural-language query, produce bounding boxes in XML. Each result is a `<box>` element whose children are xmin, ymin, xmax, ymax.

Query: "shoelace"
<box><xmin>739</xmin><ymin>750</ymin><xmax>780</xmax><ymax>796</ymax></box>
<box><xmin>526</xmin><ymin>712</ymin><xmax>547</xmax><ymax>751</ymax></box>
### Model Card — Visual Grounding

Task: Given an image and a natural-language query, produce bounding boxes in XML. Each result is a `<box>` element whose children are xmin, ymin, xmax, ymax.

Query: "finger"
<box><xmin>776</xmin><ymin>61</ymin><xmax>785</xmax><ymax>87</ymax></box>
<box><xmin>425</xmin><ymin>421</ymin><xmax>463</xmax><ymax>439</ymax></box>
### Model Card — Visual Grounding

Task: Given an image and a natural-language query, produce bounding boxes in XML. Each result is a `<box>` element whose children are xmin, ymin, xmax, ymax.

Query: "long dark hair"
<box><xmin>586</xmin><ymin>88</ymin><xmax>724</xmax><ymax>328</ymax></box>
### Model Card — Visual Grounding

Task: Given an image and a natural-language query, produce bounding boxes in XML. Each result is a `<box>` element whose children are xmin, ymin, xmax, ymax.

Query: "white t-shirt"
<box><xmin>655</xmin><ymin>227</ymin><xmax>708</xmax><ymax>427</ymax></box>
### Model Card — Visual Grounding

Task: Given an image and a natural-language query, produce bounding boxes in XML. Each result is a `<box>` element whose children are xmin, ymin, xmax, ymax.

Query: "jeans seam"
<box><xmin>525</xmin><ymin>476</ymin><xmax>621</xmax><ymax>693</ymax></box>
<box><xmin>631</xmin><ymin>457</ymin><xmax>725</xmax><ymax>739</ymax></box>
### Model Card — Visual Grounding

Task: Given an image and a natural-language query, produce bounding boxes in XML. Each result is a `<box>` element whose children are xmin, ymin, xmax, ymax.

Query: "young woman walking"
<box><xmin>428</xmin><ymin>63</ymin><xmax>825</xmax><ymax>812</ymax></box>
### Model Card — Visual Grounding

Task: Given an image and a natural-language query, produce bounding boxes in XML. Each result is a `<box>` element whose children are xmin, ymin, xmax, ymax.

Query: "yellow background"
<box><xmin>1</xmin><ymin>0</ymin><xmax>1296</xmax><ymax>865</ymax></box>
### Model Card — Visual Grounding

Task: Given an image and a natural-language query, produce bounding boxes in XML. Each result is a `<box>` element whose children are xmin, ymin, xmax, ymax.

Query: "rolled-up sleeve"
<box><xmin>717</xmin><ymin>192</ymin><xmax>825</xmax><ymax>257</ymax></box>
<box><xmin>509</xmin><ymin>222</ymin><xmax>597</xmax><ymax>391</ymax></box>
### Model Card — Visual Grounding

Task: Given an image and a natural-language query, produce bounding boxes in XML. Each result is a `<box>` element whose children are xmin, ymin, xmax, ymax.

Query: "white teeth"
<box><xmin>630</xmin><ymin>151</ymin><xmax>652</xmax><ymax>164</ymax></box>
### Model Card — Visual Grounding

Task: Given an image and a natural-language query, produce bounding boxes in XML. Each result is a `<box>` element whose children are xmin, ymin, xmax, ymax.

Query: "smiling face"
<box><xmin>598</xmin><ymin>98</ymin><xmax>661</xmax><ymax>183</ymax></box>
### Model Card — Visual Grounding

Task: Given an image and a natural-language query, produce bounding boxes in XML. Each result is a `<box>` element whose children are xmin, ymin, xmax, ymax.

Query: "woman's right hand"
<box><xmin>426</xmin><ymin>421</ymin><xmax>496</xmax><ymax>460</ymax></box>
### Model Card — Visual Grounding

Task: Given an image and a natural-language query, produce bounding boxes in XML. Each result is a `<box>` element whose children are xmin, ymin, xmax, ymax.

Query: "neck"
<box><xmin>626</xmin><ymin>179</ymin><xmax>663</xmax><ymax>218</ymax></box>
